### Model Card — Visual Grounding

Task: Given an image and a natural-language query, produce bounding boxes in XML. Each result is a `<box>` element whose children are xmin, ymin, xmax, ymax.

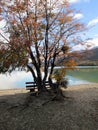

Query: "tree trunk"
<box><xmin>36</xmin><ymin>78</ymin><xmax>46</xmax><ymax>92</ymax></box>
<box><xmin>27</xmin><ymin>65</ymin><xmax>44</xmax><ymax>92</ymax></box>
<box><xmin>27</xmin><ymin>65</ymin><xmax>65</xmax><ymax>99</ymax></box>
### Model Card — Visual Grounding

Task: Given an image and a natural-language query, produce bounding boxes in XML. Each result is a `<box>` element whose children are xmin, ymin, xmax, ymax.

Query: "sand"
<box><xmin>0</xmin><ymin>83</ymin><xmax>98</xmax><ymax>130</ymax></box>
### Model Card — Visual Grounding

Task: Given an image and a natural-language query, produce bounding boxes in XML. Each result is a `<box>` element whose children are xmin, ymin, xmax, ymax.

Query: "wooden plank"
<box><xmin>26</xmin><ymin>85</ymin><xmax>37</xmax><ymax>87</ymax></box>
<box><xmin>25</xmin><ymin>81</ymin><xmax>50</xmax><ymax>92</ymax></box>
<box><xmin>26</xmin><ymin>81</ymin><xmax>49</xmax><ymax>84</ymax></box>
<box><xmin>25</xmin><ymin>82</ymin><xmax>35</xmax><ymax>84</ymax></box>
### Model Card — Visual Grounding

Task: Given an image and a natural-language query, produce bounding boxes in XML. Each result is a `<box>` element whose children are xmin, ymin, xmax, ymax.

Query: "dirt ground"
<box><xmin>0</xmin><ymin>83</ymin><xmax>98</xmax><ymax>130</ymax></box>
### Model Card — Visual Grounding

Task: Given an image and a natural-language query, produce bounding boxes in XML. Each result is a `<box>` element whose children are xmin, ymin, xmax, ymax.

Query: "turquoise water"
<box><xmin>67</xmin><ymin>67</ymin><xmax>98</xmax><ymax>83</ymax></box>
<box><xmin>65</xmin><ymin>75</ymin><xmax>89</xmax><ymax>85</ymax></box>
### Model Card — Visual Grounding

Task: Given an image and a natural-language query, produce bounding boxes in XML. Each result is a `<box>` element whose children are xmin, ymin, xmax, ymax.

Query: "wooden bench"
<box><xmin>26</xmin><ymin>81</ymin><xmax>50</xmax><ymax>92</ymax></box>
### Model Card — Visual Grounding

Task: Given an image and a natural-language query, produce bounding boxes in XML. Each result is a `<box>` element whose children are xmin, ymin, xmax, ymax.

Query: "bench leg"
<box><xmin>30</xmin><ymin>89</ymin><xmax>35</xmax><ymax>92</ymax></box>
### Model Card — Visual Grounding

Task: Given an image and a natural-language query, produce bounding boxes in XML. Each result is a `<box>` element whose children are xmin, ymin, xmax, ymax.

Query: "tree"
<box><xmin>0</xmin><ymin>0</ymin><xmax>85</xmax><ymax>93</ymax></box>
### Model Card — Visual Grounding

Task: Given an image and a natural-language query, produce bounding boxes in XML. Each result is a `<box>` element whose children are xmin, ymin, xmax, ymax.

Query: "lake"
<box><xmin>67</xmin><ymin>67</ymin><xmax>98</xmax><ymax>83</ymax></box>
<box><xmin>0</xmin><ymin>66</ymin><xmax>98</xmax><ymax>89</ymax></box>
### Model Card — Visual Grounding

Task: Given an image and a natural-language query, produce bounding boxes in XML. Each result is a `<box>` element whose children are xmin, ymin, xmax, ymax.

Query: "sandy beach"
<box><xmin>0</xmin><ymin>83</ymin><xmax>98</xmax><ymax>130</ymax></box>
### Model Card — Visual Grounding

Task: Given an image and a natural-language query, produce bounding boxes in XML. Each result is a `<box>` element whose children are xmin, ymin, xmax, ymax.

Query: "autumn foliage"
<box><xmin>0</xmin><ymin>0</ymin><xmax>85</xmax><ymax>92</ymax></box>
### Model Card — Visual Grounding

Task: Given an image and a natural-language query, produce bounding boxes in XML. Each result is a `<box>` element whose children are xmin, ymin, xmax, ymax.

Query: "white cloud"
<box><xmin>0</xmin><ymin>20</ymin><xmax>6</xmax><ymax>28</ymax></box>
<box><xmin>87</xmin><ymin>17</ymin><xmax>98</xmax><ymax>27</ymax></box>
<box><xmin>86</xmin><ymin>38</ymin><xmax>98</xmax><ymax>48</ymax></box>
<box><xmin>68</xmin><ymin>0</ymin><xmax>90</xmax><ymax>4</ymax></box>
<box><xmin>0</xmin><ymin>20</ymin><xmax>9</xmax><ymax>42</ymax></box>
<box><xmin>68</xmin><ymin>0</ymin><xmax>80</xmax><ymax>4</ymax></box>
<box><xmin>0</xmin><ymin>20</ymin><xmax>6</xmax><ymax>40</ymax></box>
<box><xmin>72</xmin><ymin>37</ymin><xmax>98</xmax><ymax>51</ymax></box>
<box><xmin>92</xmin><ymin>38</ymin><xmax>98</xmax><ymax>47</ymax></box>
<box><xmin>72</xmin><ymin>44</ymin><xmax>85</xmax><ymax>51</ymax></box>
<box><xmin>73</xmin><ymin>13</ymin><xmax>84</xmax><ymax>19</ymax></box>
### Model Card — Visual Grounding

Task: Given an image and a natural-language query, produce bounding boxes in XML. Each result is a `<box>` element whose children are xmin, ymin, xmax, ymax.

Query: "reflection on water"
<box><xmin>0</xmin><ymin>71</ymin><xmax>33</xmax><ymax>89</ymax></box>
<box><xmin>66</xmin><ymin>76</ymin><xmax>89</xmax><ymax>85</ymax></box>
<box><xmin>0</xmin><ymin>66</ymin><xmax>98</xmax><ymax>89</ymax></box>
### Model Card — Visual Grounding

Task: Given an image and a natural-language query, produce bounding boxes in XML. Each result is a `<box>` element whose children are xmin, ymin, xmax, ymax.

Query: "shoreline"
<box><xmin>0</xmin><ymin>82</ymin><xmax>98</xmax><ymax>90</ymax></box>
<box><xmin>0</xmin><ymin>83</ymin><xmax>98</xmax><ymax>96</ymax></box>
<box><xmin>68</xmin><ymin>82</ymin><xmax>98</xmax><ymax>87</ymax></box>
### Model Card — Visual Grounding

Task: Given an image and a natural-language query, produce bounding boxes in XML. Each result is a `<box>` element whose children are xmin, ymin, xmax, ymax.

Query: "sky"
<box><xmin>68</xmin><ymin>0</ymin><xmax>98</xmax><ymax>48</ymax></box>
<box><xmin>0</xmin><ymin>0</ymin><xmax>98</xmax><ymax>47</ymax></box>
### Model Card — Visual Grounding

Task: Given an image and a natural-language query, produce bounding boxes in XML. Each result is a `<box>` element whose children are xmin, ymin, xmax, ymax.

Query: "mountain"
<box><xmin>56</xmin><ymin>47</ymin><xmax>98</xmax><ymax>66</ymax></box>
<box><xmin>78</xmin><ymin>47</ymin><xmax>98</xmax><ymax>66</ymax></box>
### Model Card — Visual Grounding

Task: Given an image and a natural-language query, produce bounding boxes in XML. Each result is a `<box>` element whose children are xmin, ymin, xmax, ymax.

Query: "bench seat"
<box><xmin>26</xmin><ymin>81</ymin><xmax>50</xmax><ymax>92</ymax></box>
